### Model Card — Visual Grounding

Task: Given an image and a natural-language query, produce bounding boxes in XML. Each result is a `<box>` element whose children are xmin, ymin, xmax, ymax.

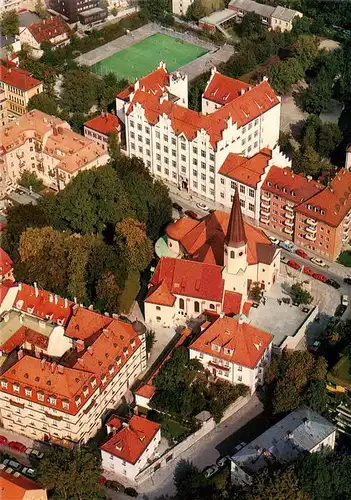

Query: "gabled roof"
<box><xmin>100</xmin><ymin>415</ymin><xmax>160</xmax><ymax>465</ymax></box>
<box><xmin>262</xmin><ymin>166</ymin><xmax>322</xmax><ymax>204</ymax></box>
<box><xmin>27</xmin><ymin>16</ymin><xmax>70</xmax><ymax>44</ymax></box>
<box><xmin>222</xmin><ymin>291</ymin><xmax>242</xmax><ymax>316</ymax></box>
<box><xmin>0</xmin><ymin>468</ymin><xmax>47</xmax><ymax>498</ymax></box>
<box><xmin>218</xmin><ymin>148</ymin><xmax>272</xmax><ymax>187</ymax></box>
<box><xmin>203</xmin><ymin>71</ymin><xmax>251</xmax><ymax>106</ymax></box>
<box><xmin>0</xmin><ymin>63</ymin><xmax>42</xmax><ymax>91</ymax></box>
<box><xmin>0</xmin><ymin>248</ymin><xmax>13</xmax><ymax>276</ymax></box>
<box><xmin>117</xmin><ymin>67</ymin><xmax>170</xmax><ymax>101</ymax></box>
<box><xmin>189</xmin><ymin>316</ymin><xmax>272</xmax><ymax>369</ymax></box>
<box><xmin>64</xmin><ymin>307</ymin><xmax>112</xmax><ymax>341</ymax></box>
<box><xmin>225</xmin><ymin>187</ymin><xmax>247</xmax><ymax>248</ymax></box>
<box><xmin>84</xmin><ymin>112</ymin><xmax>121</xmax><ymax>136</ymax></box>
<box><xmin>144</xmin><ymin>279</ymin><xmax>176</xmax><ymax>306</ymax></box>
<box><xmin>0</xmin><ymin>325</ymin><xmax>49</xmax><ymax>354</ymax></box>
<box><xmin>294</xmin><ymin>169</ymin><xmax>351</xmax><ymax>227</ymax></box>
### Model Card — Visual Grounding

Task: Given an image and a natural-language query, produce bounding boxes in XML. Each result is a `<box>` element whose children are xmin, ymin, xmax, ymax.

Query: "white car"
<box><xmin>341</xmin><ymin>295</ymin><xmax>349</xmax><ymax>307</ymax></box>
<box><xmin>203</xmin><ymin>464</ymin><xmax>219</xmax><ymax>478</ymax></box>
<box><xmin>22</xmin><ymin>466</ymin><xmax>35</xmax><ymax>477</ymax></box>
<box><xmin>310</xmin><ymin>257</ymin><xmax>328</xmax><ymax>268</ymax></box>
<box><xmin>196</xmin><ymin>202</ymin><xmax>209</xmax><ymax>211</ymax></box>
<box><xmin>269</xmin><ymin>236</ymin><xmax>280</xmax><ymax>245</ymax></box>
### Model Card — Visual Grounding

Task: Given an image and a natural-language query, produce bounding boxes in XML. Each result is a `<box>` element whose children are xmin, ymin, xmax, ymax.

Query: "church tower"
<box><xmin>224</xmin><ymin>187</ymin><xmax>248</xmax><ymax>276</ymax></box>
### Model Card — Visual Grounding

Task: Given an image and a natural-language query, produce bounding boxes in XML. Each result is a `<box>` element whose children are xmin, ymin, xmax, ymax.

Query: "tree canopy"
<box><xmin>0</xmin><ymin>10</ymin><xmax>19</xmax><ymax>37</ymax></box>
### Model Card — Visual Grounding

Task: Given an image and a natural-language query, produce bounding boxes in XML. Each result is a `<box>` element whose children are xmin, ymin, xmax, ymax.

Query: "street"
<box><xmin>138</xmin><ymin>394</ymin><xmax>265</xmax><ymax>499</ymax></box>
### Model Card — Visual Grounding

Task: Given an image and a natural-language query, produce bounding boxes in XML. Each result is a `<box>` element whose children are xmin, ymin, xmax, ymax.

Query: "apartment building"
<box><xmin>0</xmin><ymin>466</ymin><xmax>48</xmax><ymax>500</ymax></box>
<box><xmin>116</xmin><ymin>64</ymin><xmax>281</xmax><ymax>206</ymax></box>
<box><xmin>0</xmin><ymin>0</ymin><xmax>21</xmax><ymax>12</ymax></box>
<box><xmin>46</xmin><ymin>0</ymin><xmax>100</xmax><ymax>23</ymax></box>
<box><xmin>19</xmin><ymin>17</ymin><xmax>70</xmax><ymax>56</ymax></box>
<box><xmin>231</xmin><ymin>407</ymin><xmax>335</xmax><ymax>486</ymax></box>
<box><xmin>172</xmin><ymin>0</ymin><xmax>194</xmax><ymax>16</ymax></box>
<box><xmin>84</xmin><ymin>112</ymin><xmax>121</xmax><ymax>151</ymax></box>
<box><xmin>228</xmin><ymin>0</ymin><xmax>303</xmax><ymax>32</ymax></box>
<box><xmin>0</xmin><ymin>62</ymin><xmax>43</xmax><ymax>124</ymax></box>
<box><xmin>101</xmin><ymin>415</ymin><xmax>161</xmax><ymax>481</ymax></box>
<box><xmin>0</xmin><ymin>283</ymin><xmax>147</xmax><ymax>445</ymax></box>
<box><xmin>189</xmin><ymin>316</ymin><xmax>272</xmax><ymax>394</ymax></box>
<box><xmin>0</xmin><ymin>109</ymin><xmax>109</xmax><ymax>195</ymax></box>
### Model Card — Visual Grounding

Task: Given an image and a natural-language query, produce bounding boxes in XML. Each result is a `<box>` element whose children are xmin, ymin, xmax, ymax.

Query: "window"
<box><xmin>249</xmin><ymin>203</ymin><xmax>254</xmax><ymax>212</ymax></box>
<box><xmin>193</xmin><ymin>181</ymin><xmax>198</xmax><ymax>188</ymax></box>
<box><xmin>164</xmin><ymin>134</ymin><xmax>168</xmax><ymax>142</ymax></box>
<box><xmin>210</xmin><ymin>153</ymin><xmax>215</xmax><ymax>162</ymax></box>
<box><xmin>201</xmin><ymin>173</ymin><xmax>206</xmax><ymax>181</ymax></box>
<box><xmin>130</xmin><ymin>121</ymin><xmax>134</xmax><ymax>128</ymax></box>
<box><xmin>238</xmin><ymin>366</ymin><xmax>242</xmax><ymax>371</ymax></box>
<box><xmin>25</xmin><ymin>388</ymin><xmax>32</xmax><ymax>397</ymax></box>
<box><xmin>201</xmin><ymin>185</ymin><xmax>206</xmax><ymax>192</ymax></box>
<box><xmin>209</xmin><ymin>304</ymin><xmax>215</xmax><ymax>309</ymax></box>
<box><xmin>156</xmin><ymin>154</ymin><xmax>161</xmax><ymax>161</ymax></box>
<box><xmin>240</xmin><ymin>199</ymin><xmax>245</xmax><ymax>208</ymax></box>
<box><xmin>249</xmin><ymin>188</ymin><xmax>254</xmax><ymax>197</ymax></box>
<box><xmin>241</xmin><ymin>138</ymin><xmax>246</xmax><ymax>145</ymax></box>
<box><xmin>164</xmin><ymin>168</ymin><xmax>169</xmax><ymax>176</ymax></box>
<box><xmin>156</xmin><ymin>142</ymin><xmax>160</xmax><ymax>150</ymax></box>
<box><xmin>209</xmin><ymin>165</ymin><xmax>215</xmax><ymax>173</ymax></box>
<box><xmin>13</xmin><ymin>384</ymin><xmax>20</xmax><ymax>393</ymax></box>
<box><xmin>157</xmin><ymin>165</ymin><xmax>161</xmax><ymax>172</ymax></box>
<box><xmin>230</xmin><ymin>250</ymin><xmax>235</xmax><ymax>258</ymax></box>
<box><xmin>146</xmin><ymin>138</ymin><xmax>150</xmax><ymax>145</ymax></box>
<box><xmin>172</xmin><ymin>138</ymin><xmax>176</xmax><ymax>145</ymax></box>
<box><xmin>164</xmin><ymin>145</ymin><xmax>168</xmax><ymax>153</ymax></box>
<box><xmin>194</xmin><ymin>301</ymin><xmax>200</xmax><ymax>313</ymax></box>
<box><xmin>193</xmin><ymin>147</ymin><xmax>198</xmax><ymax>154</ymax></box>
<box><xmin>130</xmin><ymin>132</ymin><xmax>135</xmax><ymax>139</ymax></box>
<box><xmin>156</xmin><ymin>131</ymin><xmax>160</xmax><ymax>138</ymax></box>
<box><xmin>201</xmin><ymin>150</ymin><xmax>206</xmax><ymax>158</ymax></box>
<box><xmin>138</xmin><ymin>135</ymin><xmax>142</xmax><ymax>142</ymax></box>
<box><xmin>146</xmin><ymin>149</ymin><xmax>150</xmax><ymax>157</ymax></box>
<box><xmin>220</xmin><ymin>192</ymin><xmax>224</xmax><ymax>199</ymax></box>
<box><xmin>193</xmin><ymin>158</ymin><xmax>198</xmax><ymax>165</ymax></box>
<box><xmin>181</xmin><ymin>154</ymin><xmax>186</xmax><ymax>162</ymax></box>
<box><xmin>221</xmin><ymin>178</ymin><xmax>225</xmax><ymax>185</ymax></box>
<box><xmin>231</xmin><ymin>181</ymin><xmax>236</xmax><ymax>189</ymax></box>
<box><xmin>248</xmin><ymin>145</ymin><xmax>252</xmax><ymax>152</ymax></box>
<box><xmin>181</xmin><ymin>143</ymin><xmax>186</xmax><ymax>151</ymax></box>
<box><xmin>156</xmin><ymin>306</ymin><xmax>161</xmax><ymax>311</ymax></box>
<box><xmin>130</xmin><ymin>142</ymin><xmax>135</xmax><ymax>150</ymax></box>
<box><xmin>138</xmin><ymin>146</ymin><xmax>142</xmax><ymax>153</ymax></box>
<box><xmin>238</xmin><ymin>376</ymin><xmax>242</xmax><ymax>382</ymax></box>
<box><xmin>193</xmin><ymin>169</ymin><xmax>197</xmax><ymax>177</ymax></box>
<box><xmin>164</xmin><ymin>157</ymin><xmax>169</xmax><ymax>164</ymax></box>
<box><xmin>137</xmin><ymin>124</ymin><xmax>142</xmax><ymax>131</ymax></box>
<box><xmin>240</xmin><ymin>185</ymin><xmax>245</xmax><ymax>194</ymax></box>
<box><xmin>179</xmin><ymin>298</ymin><xmax>185</xmax><ymax>310</ymax></box>
<box><xmin>242</xmin><ymin>126</ymin><xmax>246</xmax><ymax>133</ymax></box>
<box><xmin>199</xmin><ymin>353</ymin><xmax>204</xmax><ymax>359</ymax></box>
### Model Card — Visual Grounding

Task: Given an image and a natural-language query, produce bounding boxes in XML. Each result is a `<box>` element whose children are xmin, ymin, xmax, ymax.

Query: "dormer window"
<box><xmin>75</xmin><ymin>396</ymin><xmax>81</xmax><ymax>407</ymax></box>
<box><xmin>321</xmin><ymin>210</ymin><xmax>325</xmax><ymax>215</ymax></box>
<box><xmin>62</xmin><ymin>399</ymin><xmax>69</xmax><ymax>410</ymax></box>
<box><xmin>48</xmin><ymin>396</ymin><xmax>56</xmax><ymax>405</ymax></box>
<box><xmin>108</xmin><ymin>365</ymin><xmax>114</xmax><ymax>376</ymax></box>
<box><xmin>224</xmin><ymin>348</ymin><xmax>233</xmax><ymax>356</ymax></box>
<box><xmin>1</xmin><ymin>379</ymin><xmax>7</xmax><ymax>389</ymax></box>
<box><xmin>212</xmin><ymin>344</ymin><xmax>220</xmax><ymax>352</ymax></box>
<box><xmin>13</xmin><ymin>383</ymin><xmax>20</xmax><ymax>393</ymax></box>
<box><xmin>90</xmin><ymin>377</ymin><xmax>97</xmax><ymax>388</ymax></box>
<box><xmin>25</xmin><ymin>387</ymin><xmax>32</xmax><ymax>397</ymax></box>
<box><xmin>101</xmin><ymin>374</ymin><xmax>107</xmax><ymax>385</ymax></box>
<box><xmin>83</xmin><ymin>386</ymin><xmax>89</xmax><ymax>398</ymax></box>
<box><xmin>37</xmin><ymin>391</ymin><xmax>44</xmax><ymax>401</ymax></box>
<box><xmin>267</xmin><ymin>181</ymin><xmax>272</xmax><ymax>187</ymax></box>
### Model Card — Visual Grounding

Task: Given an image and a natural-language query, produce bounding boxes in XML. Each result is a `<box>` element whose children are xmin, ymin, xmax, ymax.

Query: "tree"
<box><xmin>18</xmin><ymin>170</ymin><xmax>44</xmax><ymax>193</ymax></box>
<box><xmin>304</xmin><ymin>380</ymin><xmax>328</xmax><ymax>414</ymax></box>
<box><xmin>141</xmin><ymin>0</ymin><xmax>173</xmax><ymax>25</ymax></box>
<box><xmin>28</xmin><ymin>92</ymin><xmax>58</xmax><ymax>116</ymax></box>
<box><xmin>36</xmin><ymin>446</ymin><xmax>103</xmax><ymax>499</ymax></box>
<box><xmin>249</xmin><ymin>467</ymin><xmax>309</xmax><ymax>500</ymax></box>
<box><xmin>249</xmin><ymin>282</ymin><xmax>262</xmax><ymax>302</ymax></box>
<box><xmin>115</xmin><ymin>218</ymin><xmax>153</xmax><ymax>272</ymax></box>
<box><xmin>238</xmin><ymin>12</ymin><xmax>265</xmax><ymax>39</ymax></box>
<box><xmin>294</xmin><ymin>35</ymin><xmax>319</xmax><ymax>67</ymax></box>
<box><xmin>146</xmin><ymin>329</ymin><xmax>156</xmax><ymax>354</ymax></box>
<box><xmin>290</xmin><ymin>282</ymin><xmax>313</xmax><ymax>306</ymax></box>
<box><xmin>34</xmin><ymin>0</ymin><xmax>48</xmax><ymax>18</ymax></box>
<box><xmin>118</xmin><ymin>270</ymin><xmax>140</xmax><ymax>313</ymax></box>
<box><xmin>273</xmin><ymin>379</ymin><xmax>301</xmax><ymax>414</ymax></box>
<box><xmin>186</xmin><ymin>0</ymin><xmax>207</xmax><ymax>21</ymax></box>
<box><xmin>299</xmin><ymin>74</ymin><xmax>333</xmax><ymax>114</ymax></box>
<box><xmin>300</xmin><ymin>114</ymin><xmax>321</xmax><ymax>150</ymax></box>
<box><xmin>317</xmin><ymin>122</ymin><xmax>342</xmax><ymax>158</ymax></box>
<box><xmin>96</xmin><ymin>270</ymin><xmax>120</xmax><ymax>313</ymax></box>
<box><xmin>268</xmin><ymin>58</ymin><xmax>304</xmax><ymax>95</ymax></box>
<box><xmin>0</xmin><ymin>10</ymin><xmax>19</xmax><ymax>37</ymax></box>
<box><xmin>174</xmin><ymin>460</ymin><xmax>215</xmax><ymax>500</ymax></box>
<box><xmin>60</xmin><ymin>67</ymin><xmax>100</xmax><ymax>113</ymax></box>
<box><xmin>293</xmin><ymin>146</ymin><xmax>321</xmax><ymax>176</ymax></box>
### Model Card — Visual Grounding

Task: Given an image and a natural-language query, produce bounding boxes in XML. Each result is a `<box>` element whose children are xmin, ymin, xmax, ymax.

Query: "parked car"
<box><xmin>313</xmin><ymin>273</ymin><xmax>328</xmax><ymax>283</ymax></box>
<box><xmin>216</xmin><ymin>455</ymin><xmax>230</xmax><ymax>467</ymax></box>
<box><xmin>287</xmin><ymin>260</ymin><xmax>300</xmax><ymax>270</ymax></box>
<box><xmin>326</xmin><ymin>279</ymin><xmax>341</xmax><ymax>289</ymax></box>
<box><xmin>172</xmin><ymin>202</ymin><xmax>183</xmax><ymax>212</ymax></box>
<box><xmin>310</xmin><ymin>257</ymin><xmax>328</xmax><ymax>268</ymax></box>
<box><xmin>232</xmin><ymin>442</ymin><xmax>246</xmax><ymax>454</ymax></box>
<box><xmin>105</xmin><ymin>480</ymin><xmax>125</xmax><ymax>492</ymax></box>
<box><xmin>309</xmin><ymin>340</ymin><xmax>321</xmax><ymax>352</ymax></box>
<box><xmin>341</xmin><ymin>294</ymin><xmax>349</xmax><ymax>307</ymax></box>
<box><xmin>344</xmin><ymin>277</ymin><xmax>351</xmax><ymax>285</ymax></box>
<box><xmin>335</xmin><ymin>304</ymin><xmax>347</xmax><ymax>317</ymax></box>
<box><xmin>8</xmin><ymin>441</ymin><xmax>27</xmax><ymax>453</ymax></box>
<box><xmin>28</xmin><ymin>449</ymin><xmax>44</xmax><ymax>460</ymax></box>
<box><xmin>296</xmin><ymin>248</ymin><xmax>308</xmax><ymax>259</ymax></box>
<box><xmin>0</xmin><ymin>436</ymin><xmax>8</xmax><ymax>446</ymax></box>
<box><xmin>2</xmin><ymin>459</ymin><xmax>21</xmax><ymax>471</ymax></box>
<box><xmin>21</xmin><ymin>466</ymin><xmax>35</xmax><ymax>477</ymax></box>
<box><xmin>269</xmin><ymin>236</ymin><xmax>280</xmax><ymax>245</ymax></box>
<box><xmin>196</xmin><ymin>202</ymin><xmax>209</xmax><ymax>211</ymax></box>
<box><xmin>203</xmin><ymin>465</ymin><xmax>219</xmax><ymax>478</ymax></box>
<box><xmin>303</xmin><ymin>266</ymin><xmax>314</xmax><ymax>276</ymax></box>
<box><xmin>124</xmin><ymin>487</ymin><xmax>138</xmax><ymax>497</ymax></box>
<box><xmin>185</xmin><ymin>210</ymin><xmax>198</xmax><ymax>219</ymax></box>
<box><xmin>279</xmin><ymin>240</ymin><xmax>296</xmax><ymax>252</ymax></box>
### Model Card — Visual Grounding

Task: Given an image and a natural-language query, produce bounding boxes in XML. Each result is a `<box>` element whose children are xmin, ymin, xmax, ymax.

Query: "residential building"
<box><xmin>0</xmin><ymin>0</ymin><xmax>21</xmax><ymax>12</ymax></box>
<box><xmin>19</xmin><ymin>17</ymin><xmax>70</xmax><ymax>56</ymax></box>
<box><xmin>84</xmin><ymin>112</ymin><xmax>121</xmax><ymax>151</ymax></box>
<box><xmin>228</xmin><ymin>0</ymin><xmax>303</xmax><ymax>32</ymax></box>
<box><xmin>0</xmin><ymin>465</ymin><xmax>48</xmax><ymax>500</ymax></box>
<box><xmin>0</xmin><ymin>62</ymin><xmax>43</xmax><ymax>125</ymax></box>
<box><xmin>0</xmin><ymin>248</ymin><xmax>13</xmax><ymax>282</ymax></box>
<box><xmin>0</xmin><ymin>282</ymin><xmax>147</xmax><ymax>445</ymax></box>
<box><xmin>259</xmin><ymin>167</ymin><xmax>322</xmax><ymax>240</ymax></box>
<box><xmin>116</xmin><ymin>64</ymin><xmax>280</xmax><ymax>205</ymax></box>
<box><xmin>145</xmin><ymin>189</ymin><xmax>280</xmax><ymax>327</ymax></box>
<box><xmin>0</xmin><ymin>109</ymin><xmax>109</xmax><ymax>195</ymax></box>
<box><xmin>189</xmin><ymin>315</ymin><xmax>272</xmax><ymax>393</ymax></box>
<box><xmin>100</xmin><ymin>415</ymin><xmax>161</xmax><ymax>481</ymax></box>
<box><xmin>172</xmin><ymin>0</ymin><xmax>194</xmax><ymax>16</ymax></box>
<box><xmin>0</xmin><ymin>31</ymin><xmax>21</xmax><ymax>63</ymax></box>
<box><xmin>46</xmin><ymin>0</ymin><xmax>100</xmax><ymax>23</ymax></box>
<box><xmin>230</xmin><ymin>407</ymin><xmax>336</xmax><ymax>486</ymax></box>
<box><xmin>78</xmin><ymin>7</ymin><xmax>108</xmax><ymax>25</ymax></box>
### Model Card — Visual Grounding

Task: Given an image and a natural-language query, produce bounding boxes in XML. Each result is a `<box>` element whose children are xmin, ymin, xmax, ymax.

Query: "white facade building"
<box><xmin>116</xmin><ymin>64</ymin><xmax>281</xmax><ymax>210</ymax></box>
<box><xmin>101</xmin><ymin>415</ymin><xmax>161</xmax><ymax>481</ymax></box>
<box><xmin>189</xmin><ymin>316</ymin><xmax>272</xmax><ymax>394</ymax></box>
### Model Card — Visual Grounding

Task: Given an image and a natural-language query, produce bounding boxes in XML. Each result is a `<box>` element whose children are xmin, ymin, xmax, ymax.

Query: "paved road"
<box><xmin>138</xmin><ymin>394</ymin><xmax>265</xmax><ymax>499</ymax></box>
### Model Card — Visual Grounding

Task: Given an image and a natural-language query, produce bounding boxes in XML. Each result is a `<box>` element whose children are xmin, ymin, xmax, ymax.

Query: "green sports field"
<box><xmin>91</xmin><ymin>33</ymin><xmax>208</xmax><ymax>81</ymax></box>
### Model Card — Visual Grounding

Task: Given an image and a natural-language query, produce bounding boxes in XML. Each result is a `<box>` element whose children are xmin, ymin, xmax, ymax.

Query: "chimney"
<box><xmin>102</xmin><ymin>328</ymin><xmax>109</xmax><ymax>338</ymax></box>
<box><xmin>49</xmin><ymin>294</ymin><xmax>54</xmax><ymax>303</ymax></box>
<box><xmin>18</xmin><ymin>349</ymin><xmax>24</xmax><ymax>360</ymax></box>
<box><xmin>72</xmin><ymin>303</ymin><xmax>79</xmax><ymax>316</ymax></box>
<box><xmin>75</xmin><ymin>339</ymin><xmax>85</xmax><ymax>353</ymax></box>
<box><xmin>18</xmin><ymin>283</ymin><xmax>22</xmax><ymax>291</ymax></box>
<box><xmin>57</xmin><ymin>365</ymin><xmax>64</xmax><ymax>374</ymax></box>
<box><xmin>240</xmin><ymin>88</ymin><xmax>245</xmax><ymax>96</ymax></box>
<box><xmin>51</xmin><ymin>361</ymin><xmax>57</xmax><ymax>373</ymax></box>
<box><xmin>88</xmin><ymin>304</ymin><xmax>94</xmax><ymax>311</ymax></box>
<box><xmin>54</xmin><ymin>295</ymin><xmax>58</xmax><ymax>305</ymax></box>
<box><xmin>41</xmin><ymin>358</ymin><xmax>46</xmax><ymax>370</ymax></box>
<box><xmin>77</xmin><ymin>358</ymin><xmax>85</xmax><ymax>367</ymax></box>
<box><xmin>122</xmin><ymin>422</ymin><xmax>129</xmax><ymax>428</ymax></box>
<box><xmin>64</xmin><ymin>298</ymin><xmax>68</xmax><ymax>308</ymax></box>
<box><xmin>34</xmin><ymin>282</ymin><xmax>38</xmax><ymax>297</ymax></box>
<box><xmin>87</xmin><ymin>346</ymin><xmax>93</xmax><ymax>355</ymax></box>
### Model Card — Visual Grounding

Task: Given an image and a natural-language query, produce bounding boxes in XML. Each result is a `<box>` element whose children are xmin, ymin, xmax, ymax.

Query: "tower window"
<box><xmin>194</xmin><ymin>301</ymin><xmax>200</xmax><ymax>313</ymax></box>
<box><xmin>179</xmin><ymin>298</ymin><xmax>185</xmax><ymax>310</ymax></box>
<box><xmin>239</xmin><ymin>251</ymin><xmax>243</xmax><ymax>256</ymax></box>
<box><xmin>230</xmin><ymin>251</ymin><xmax>235</xmax><ymax>259</ymax></box>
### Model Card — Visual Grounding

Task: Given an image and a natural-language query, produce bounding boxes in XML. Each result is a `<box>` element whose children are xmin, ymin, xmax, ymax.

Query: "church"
<box><xmin>144</xmin><ymin>189</ymin><xmax>281</xmax><ymax>327</ymax></box>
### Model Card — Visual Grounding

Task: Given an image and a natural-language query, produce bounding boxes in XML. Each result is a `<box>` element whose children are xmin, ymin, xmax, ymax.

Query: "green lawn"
<box><xmin>328</xmin><ymin>356</ymin><xmax>351</xmax><ymax>391</ymax></box>
<box><xmin>92</xmin><ymin>33</ymin><xmax>208</xmax><ymax>81</ymax></box>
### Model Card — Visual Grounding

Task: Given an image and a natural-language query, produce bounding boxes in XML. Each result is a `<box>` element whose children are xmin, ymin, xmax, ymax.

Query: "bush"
<box><xmin>18</xmin><ymin>170</ymin><xmax>44</xmax><ymax>193</ymax></box>
<box><xmin>338</xmin><ymin>250</ymin><xmax>351</xmax><ymax>267</ymax></box>
<box><xmin>124</xmin><ymin>487</ymin><xmax>138</xmax><ymax>497</ymax></box>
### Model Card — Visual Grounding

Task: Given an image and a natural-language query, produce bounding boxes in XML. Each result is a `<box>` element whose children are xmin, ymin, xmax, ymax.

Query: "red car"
<box><xmin>303</xmin><ymin>266</ymin><xmax>314</xmax><ymax>276</ymax></box>
<box><xmin>296</xmin><ymin>249</ymin><xmax>308</xmax><ymax>259</ymax></box>
<box><xmin>8</xmin><ymin>441</ymin><xmax>27</xmax><ymax>453</ymax></box>
<box><xmin>185</xmin><ymin>210</ymin><xmax>198</xmax><ymax>219</ymax></box>
<box><xmin>0</xmin><ymin>436</ymin><xmax>8</xmax><ymax>446</ymax></box>
<box><xmin>313</xmin><ymin>273</ymin><xmax>328</xmax><ymax>283</ymax></box>
<box><xmin>287</xmin><ymin>260</ymin><xmax>300</xmax><ymax>270</ymax></box>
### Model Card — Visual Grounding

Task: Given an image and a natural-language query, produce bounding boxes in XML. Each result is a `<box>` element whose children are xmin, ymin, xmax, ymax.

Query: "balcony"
<box><xmin>19</xmin><ymin>161</ymin><xmax>26</xmax><ymax>169</ymax></box>
<box><xmin>285</xmin><ymin>219</ymin><xmax>294</xmax><ymax>227</ymax></box>
<box><xmin>261</xmin><ymin>193</ymin><xmax>271</xmax><ymax>202</ymax></box>
<box><xmin>307</xmin><ymin>218</ymin><xmax>317</xmax><ymax>226</ymax></box>
<box><xmin>16</xmin><ymin>151</ymin><xmax>24</xmax><ymax>159</ymax></box>
<box><xmin>260</xmin><ymin>216</ymin><xmax>270</xmax><ymax>224</ymax></box>
<box><xmin>261</xmin><ymin>200</ymin><xmax>270</xmax><ymax>208</ymax></box>
<box><xmin>284</xmin><ymin>227</ymin><xmax>293</xmax><ymax>234</ymax></box>
<box><xmin>305</xmin><ymin>233</ymin><xmax>316</xmax><ymax>241</ymax></box>
<box><xmin>285</xmin><ymin>205</ymin><xmax>294</xmax><ymax>212</ymax></box>
<box><xmin>260</xmin><ymin>206</ymin><xmax>270</xmax><ymax>215</ymax></box>
<box><xmin>284</xmin><ymin>211</ymin><xmax>294</xmax><ymax>220</ymax></box>
<box><xmin>306</xmin><ymin>226</ymin><xmax>317</xmax><ymax>234</ymax></box>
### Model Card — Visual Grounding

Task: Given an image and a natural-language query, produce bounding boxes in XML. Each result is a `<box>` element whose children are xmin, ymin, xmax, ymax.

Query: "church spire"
<box><xmin>225</xmin><ymin>187</ymin><xmax>247</xmax><ymax>248</ymax></box>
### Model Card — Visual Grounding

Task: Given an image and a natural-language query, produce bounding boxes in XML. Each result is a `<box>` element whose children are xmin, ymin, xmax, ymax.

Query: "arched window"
<box><xmin>209</xmin><ymin>304</ymin><xmax>215</xmax><ymax>310</ymax></box>
<box><xmin>230</xmin><ymin>250</ymin><xmax>235</xmax><ymax>259</ymax></box>
<box><xmin>194</xmin><ymin>301</ymin><xmax>200</xmax><ymax>313</ymax></box>
<box><xmin>179</xmin><ymin>298</ymin><xmax>185</xmax><ymax>310</ymax></box>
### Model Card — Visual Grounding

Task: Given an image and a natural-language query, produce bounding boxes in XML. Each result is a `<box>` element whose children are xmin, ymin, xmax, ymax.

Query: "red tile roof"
<box><xmin>295</xmin><ymin>168</ymin><xmax>351</xmax><ymax>227</ymax></box>
<box><xmin>0</xmin><ymin>280</ymin><xmax>15</xmax><ymax>304</ymax></box>
<box><xmin>135</xmin><ymin>384</ymin><xmax>156</xmax><ymax>399</ymax></box>
<box><xmin>262</xmin><ymin>166</ymin><xmax>322</xmax><ymax>204</ymax></box>
<box><xmin>225</xmin><ymin>187</ymin><xmax>247</xmax><ymax>247</ymax></box>
<box><xmin>0</xmin><ymin>469</ymin><xmax>47</xmax><ymax>498</ymax></box>
<box><xmin>117</xmin><ymin>67</ymin><xmax>170</xmax><ymax>101</ymax></box>
<box><xmin>144</xmin><ymin>279</ymin><xmax>176</xmax><ymax>307</ymax></box>
<box><xmin>203</xmin><ymin>71</ymin><xmax>251</xmax><ymax>106</ymax></box>
<box><xmin>64</xmin><ymin>307</ymin><xmax>112</xmax><ymax>341</ymax></box>
<box><xmin>218</xmin><ymin>149</ymin><xmax>272</xmax><ymax>187</ymax></box>
<box><xmin>14</xmin><ymin>284</ymin><xmax>73</xmax><ymax>326</ymax></box>
<box><xmin>222</xmin><ymin>291</ymin><xmax>242</xmax><ymax>316</ymax></box>
<box><xmin>106</xmin><ymin>416</ymin><xmax>121</xmax><ymax>429</ymax></box>
<box><xmin>126</xmin><ymin>72</ymin><xmax>279</xmax><ymax>149</ymax></box>
<box><xmin>100</xmin><ymin>415</ymin><xmax>160</xmax><ymax>465</ymax></box>
<box><xmin>28</xmin><ymin>16</ymin><xmax>70</xmax><ymax>44</ymax></box>
<box><xmin>146</xmin><ymin>257</ymin><xmax>225</xmax><ymax>304</ymax></box>
<box><xmin>0</xmin><ymin>64</ymin><xmax>42</xmax><ymax>91</ymax></box>
<box><xmin>84</xmin><ymin>112</ymin><xmax>121</xmax><ymax>136</ymax></box>
<box><xmin>0</xmin><ymin>248</ymin><xmax>13</xmax><ymax>277</ymax></box>
<box><xmin>166</xmin><ymin>217</ymin><xmax>198</xmax><ymax>240</ymax></box>
<box><xmin>190</xmin><ymin>316</ymin><xmax>272</xmax><ymax>369</ymax></box>
<box><xmin>0</xmin><ymin>326</ymin><xmax>49</xmax><ymax>354</ymax></box>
